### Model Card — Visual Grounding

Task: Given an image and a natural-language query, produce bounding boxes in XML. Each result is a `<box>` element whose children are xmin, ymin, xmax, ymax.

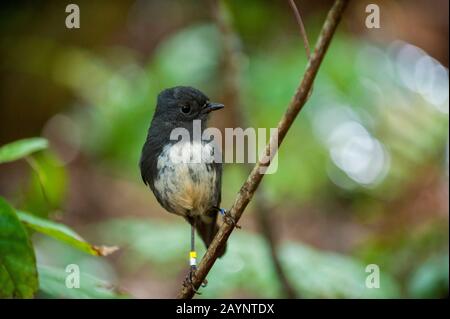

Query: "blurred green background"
<box><xmin>0</xmin><ymin>0</ymin><xmax>448</xmax><ymax>298</ymax></box>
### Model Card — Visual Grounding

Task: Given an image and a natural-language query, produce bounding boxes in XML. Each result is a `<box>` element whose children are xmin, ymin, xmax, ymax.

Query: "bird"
<box><xmin>139</xmin><ymin>86</ymin><xmax>229</xmax><ymax>285</ymax></box>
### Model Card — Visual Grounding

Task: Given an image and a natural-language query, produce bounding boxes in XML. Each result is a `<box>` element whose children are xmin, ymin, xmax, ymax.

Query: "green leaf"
<box><xmin>0</xmin><ymin>138</ymin><xmax>48</xmax><ymax>164</ymax></box>
<box><xmin>37</xmin><ymin>264</ymin><xmax>126</xmax><ymax>299</ymax></box>
<box><xmin>0</xmin><ymin>197</ymin><xmax>38</xmax><ymax>298</ymax></box>
<box><xmin>18</xmin><ymin>211</ymin><xmax>118</xmax><ymax>257</ymax></box>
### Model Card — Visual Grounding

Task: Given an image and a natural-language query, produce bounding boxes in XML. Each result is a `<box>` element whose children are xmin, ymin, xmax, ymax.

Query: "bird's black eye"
<box><xmin>181</xmin><ymin>105</ymin><xmax>191</xmax><ymax>114</ymax></box>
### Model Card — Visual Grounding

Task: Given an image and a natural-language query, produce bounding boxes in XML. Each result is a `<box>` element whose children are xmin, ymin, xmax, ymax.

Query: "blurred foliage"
<box><xmin>32</xmin><ymin>23</ymin><xmax>447</xmax><ymax>204</ymax></box>
<box><xmin>97</xmin><ymin>218</ymin><xmax>400</xmax><ymax>298</ymax></box>
<box><xmin>408</xmin><ymin>253</ymin><xmax>449</xmax><ymax>298</ymax></box>
<box><xmin>357</xmin><ymin>221</ymin><xmax>449</xmax><ymax>298</ymax></box>
<box><xmin>0</xmin><ymin>0</ymin><xmax>448</xmax><ymax>299</ymax></box>
<box><xmin>0</xmin><ymin>138</ymin><xmax>118</xmax><ymax>298</ymax></box>
<box><xmin>151</xmin><ymin>25</ymin><xmax>221</xmax><ymax>91</ymax></box>
<box><xmin>37</xmin><ymin>264</ymin><xmax>123</xmax><ymax>299</ymax></box>
<box><xmin>21</xmin><ymin>151</ymin><xmax>67</xmax><ymax>218</ymax></box>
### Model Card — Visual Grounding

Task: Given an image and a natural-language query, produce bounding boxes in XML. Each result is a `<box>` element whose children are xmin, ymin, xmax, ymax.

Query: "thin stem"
<box><xmin>288</xmin><ymin>0</ymin><xmax>312</xmax><ymax>59</ymax></box>
<box><xmin>25</xmin><ymin>156</ymin><xmax>51</xmax><ymax>207</ymax></box>
<box><xmin>288</xmin><ymin>0</ymin><xmax>314</xmax><ymax>100</ymax></box>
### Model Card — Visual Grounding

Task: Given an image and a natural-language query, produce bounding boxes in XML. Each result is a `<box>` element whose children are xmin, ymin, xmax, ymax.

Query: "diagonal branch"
<box><xmin>178</xmin><ymin>0</ymin><xmax>349</xmax><ymax>299</ymax></box>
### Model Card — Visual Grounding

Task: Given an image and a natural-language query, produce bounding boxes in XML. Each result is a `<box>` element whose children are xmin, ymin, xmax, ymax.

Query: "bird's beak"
<box><xmin>203</xmin><ymin>102</ymin><xmax>224</xmax><ymax>113</ymax></box>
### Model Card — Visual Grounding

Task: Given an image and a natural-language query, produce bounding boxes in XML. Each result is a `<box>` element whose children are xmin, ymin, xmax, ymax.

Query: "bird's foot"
<box><xmin>183</xmin><ymin>266</ymin><xmax>200</xmax><ymax>294</ymax></box>
<box><xmin>182</xmin><ymin>266</ymin><xmax>207</xmax><ymax>294</ymax></box>
<box><xmin>217</xmin><ymin>207</ymin><xmax>241</xmax><ymax>229</ymax></box>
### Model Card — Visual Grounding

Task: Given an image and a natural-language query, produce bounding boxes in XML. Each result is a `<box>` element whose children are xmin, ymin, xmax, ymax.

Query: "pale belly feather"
<box><xmin>153</xmin><ymin>142</ymin><xmax>217</xmax><ymax>217</ymax></box>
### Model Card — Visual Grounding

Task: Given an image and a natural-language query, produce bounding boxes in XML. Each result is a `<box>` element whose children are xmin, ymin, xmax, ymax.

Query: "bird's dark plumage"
<box><xmin>140</xmin><ymin>86</ymin><xmax>225</xmax><ymax>257</ymax></box>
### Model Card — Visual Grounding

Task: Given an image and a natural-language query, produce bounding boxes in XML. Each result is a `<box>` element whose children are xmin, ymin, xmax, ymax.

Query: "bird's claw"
<box><xmin>183</xmin><ymin>267</ymin><xmax>207</xmax><ymax>294</ymax></box>
<box><xmin>183</xmin><ymin>267</ymin><xmax>200</xmax><ymax>294</ymax></box>
<box><xmin>218</xmin><ymin>208</ymin><xmax>241</xmax><ymax>229</ymax></box>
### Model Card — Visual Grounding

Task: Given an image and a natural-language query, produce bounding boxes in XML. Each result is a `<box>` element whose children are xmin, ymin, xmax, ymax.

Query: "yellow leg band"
<box><xmin>190</xmin><ymin>251</ymin><xmax>197</xmax><ymax>266</ymax></box>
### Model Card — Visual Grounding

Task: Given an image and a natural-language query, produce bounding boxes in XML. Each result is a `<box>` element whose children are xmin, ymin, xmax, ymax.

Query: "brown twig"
<box><xmin>288</xmin><ymin>0</ymin><xmax>314</xmax><ymax>101</ymax></box>
<box><xmin>288</xmin><ymin>0</ymin><xmax>312</xmax><ymax>59</ymax></box>
<box><xmin>178</xmin><ymin>0</ymin><xmax>349</xmax><ymax>299</ymax></box>
<box><xmin>211</xmin><ymin>0</ymin><xmax>298</xmax><ymax>299</ymax></box>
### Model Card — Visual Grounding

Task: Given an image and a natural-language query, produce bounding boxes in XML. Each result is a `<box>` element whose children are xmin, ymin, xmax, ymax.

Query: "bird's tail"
<box><xmin>189</xmin><ymin>212</ymin><xmax>226</xmax><ymax>258</ymax></box>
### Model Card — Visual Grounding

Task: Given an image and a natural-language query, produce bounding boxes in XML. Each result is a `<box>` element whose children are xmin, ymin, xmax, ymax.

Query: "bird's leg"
<box><xmin>183</xmin><ymin>223</ymin><xmax>200</xmax><ymax>294</ymax></box>
<box><xmin>182</xmin><ymin>222</ymin><xmax>207</xmax><ymax>294</ymax></box>
<box><xmin>214</xmin><ymin>206</ymin><xmax>241</xmax><ymax>229</ymax></box>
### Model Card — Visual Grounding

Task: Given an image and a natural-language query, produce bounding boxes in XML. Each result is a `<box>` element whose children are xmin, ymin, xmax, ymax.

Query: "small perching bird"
<box><xmin>140</xmin><ymin>86</ymin><xmax>230</xmax><ymax>287</ymax></box>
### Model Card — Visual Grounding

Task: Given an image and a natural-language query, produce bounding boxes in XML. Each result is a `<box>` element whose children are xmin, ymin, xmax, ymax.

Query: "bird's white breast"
<box><xmin>154</xmin><ymin>141</ymin><xmax>217</xmax><ymax>217</ymax></box>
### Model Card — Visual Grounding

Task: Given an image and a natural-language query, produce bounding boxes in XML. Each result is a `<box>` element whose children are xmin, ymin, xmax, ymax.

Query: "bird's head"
<box><xmin>154</xmin><ymin>86</ymin><xmax>224</xmax><ymax>125</ymax></box>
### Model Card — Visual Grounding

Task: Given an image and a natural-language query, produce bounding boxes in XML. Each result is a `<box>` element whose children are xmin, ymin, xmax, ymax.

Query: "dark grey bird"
<box><xmin>139</xmin><ymin>86</ymin><xmax>226</xmax><ymax>267</ymax></box>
